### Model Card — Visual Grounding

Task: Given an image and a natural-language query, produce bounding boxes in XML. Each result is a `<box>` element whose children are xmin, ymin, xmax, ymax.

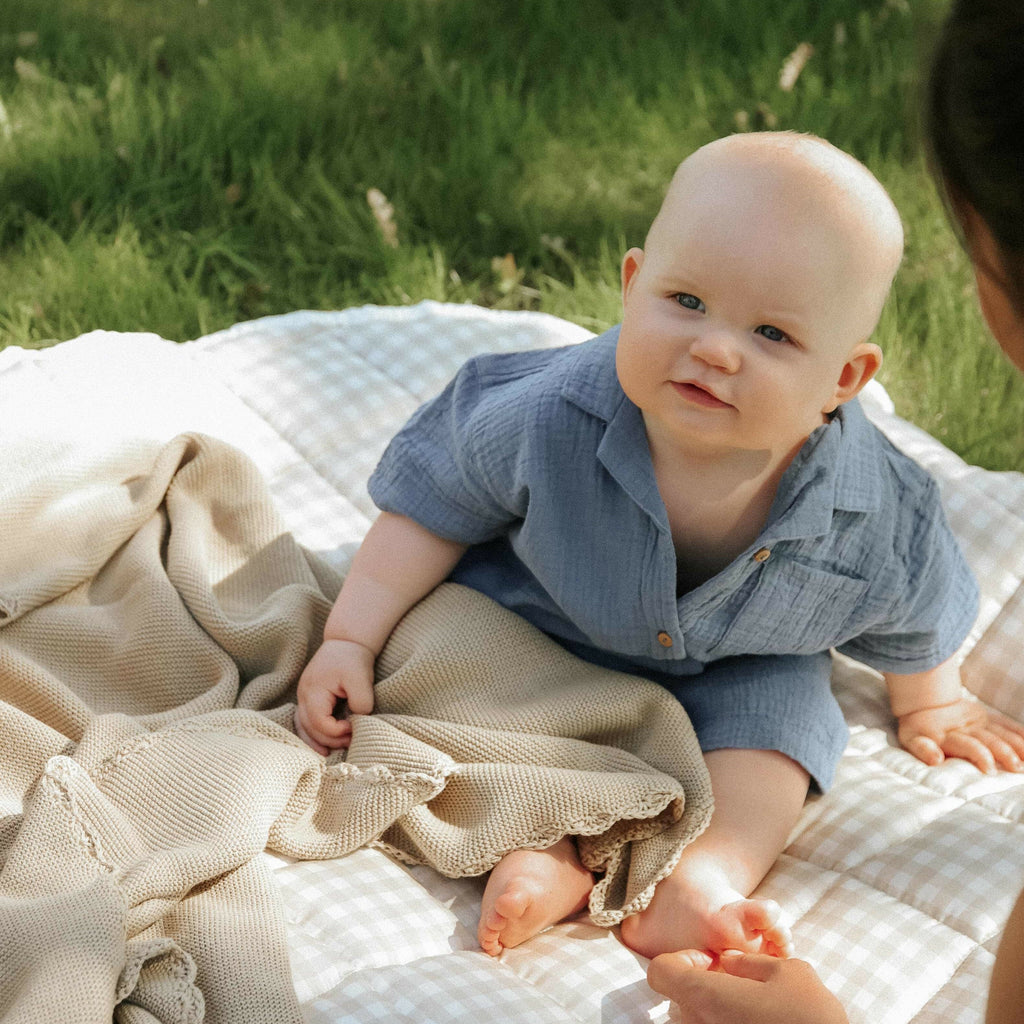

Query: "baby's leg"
<box><xmin>478</xmin><ymin>836</ymin><xmax>594</xmax><ymax>956</ymax></box>
<box><xmin>620</xmin><ymin>748</ymin><xmax>808</xmax><ymax>960</ymax></box>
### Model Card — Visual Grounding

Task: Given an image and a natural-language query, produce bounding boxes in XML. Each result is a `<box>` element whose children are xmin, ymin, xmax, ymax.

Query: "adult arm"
<box><xmin>987</xmin><ymin>887</ymin><xmax>1024</xmax><ymax>1023</ymax></box>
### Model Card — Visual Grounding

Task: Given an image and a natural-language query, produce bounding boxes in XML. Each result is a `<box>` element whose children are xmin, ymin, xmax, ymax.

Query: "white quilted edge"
<box><xmin>189</xmin><ymin>300</ymin><xmax>595</xmax><ymax>351</ymax></box>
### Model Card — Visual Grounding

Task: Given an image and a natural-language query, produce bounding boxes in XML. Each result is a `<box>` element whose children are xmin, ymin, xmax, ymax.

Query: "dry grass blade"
<box><xmin>778</xmin><ymin>42</ymin><xmax>814</xmax><ymax>92</ymax></box>
<box><xmin>366</xmin><ymin>188</ymin><xmax>399</xmax><ymax>248</ymax></box>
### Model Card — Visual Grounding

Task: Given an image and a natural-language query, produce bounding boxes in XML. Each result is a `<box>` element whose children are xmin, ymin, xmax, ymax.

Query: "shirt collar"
<box><xmin>560</xmin><ymin>327</ymin><xmax>671</xmax><ymax>528</ymax></box>
<box><xmin>559</xmin><ymin>325</ymin><xmax>885</xmax><ymax>541</ymax></box>
<box><xmin>559</xmin><ymin>325</ymin><xmax>625</xmax><ymax>421</ymax></box>
<box><xmin>765</xmin><ymin>398</ymin><xmax>884</xmax><ymax>542</ymax></box>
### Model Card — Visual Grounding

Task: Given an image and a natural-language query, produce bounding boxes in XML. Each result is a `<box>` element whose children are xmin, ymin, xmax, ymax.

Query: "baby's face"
<box><xmin>616</xmin><ymin>142</ymin><xmax>893</xmax><ymax>463</ymax></box>
<box><xmin>962</xmin><ymin>207</ymin><xmax>1024</xmax><ymax>374</ymax></box>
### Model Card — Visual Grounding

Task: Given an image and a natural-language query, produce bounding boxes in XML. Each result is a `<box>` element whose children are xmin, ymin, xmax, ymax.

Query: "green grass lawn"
<box><xmin>2</xmin><ymin>0</ymin><xmax>1023</xmax><ymax>470</ymax></box>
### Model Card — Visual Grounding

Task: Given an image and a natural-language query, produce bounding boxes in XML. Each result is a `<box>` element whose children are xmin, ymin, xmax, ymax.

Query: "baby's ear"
<box><xmin>621</xmin><ymin>247</ymin><xmax>645</xmax><ymax>304</ymax></box>
<box><xmin>823</xmin><ymin>343</ymin><xmax>883</xmax><ymax>413</ymax></box>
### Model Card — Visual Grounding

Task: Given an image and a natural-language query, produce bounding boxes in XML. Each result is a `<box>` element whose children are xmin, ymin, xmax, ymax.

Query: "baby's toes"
<box><xmin>493</xmin><ymin>888</ymin><xmax>532</xmax><ymax>925</ymax></box>
<box><xmin>736</xmin><ymin>899</ymin><xmax>793</xmax><ymax>957</ymax></box>
<box><xmin>477</xmin><ymin>912</ymin><xmax>507</xmax><ymax>956</ymax></box>
<box><xmin>478</xmin><ymin>929</ymin><xmax>504</xmax><ymax>957</ymax></box>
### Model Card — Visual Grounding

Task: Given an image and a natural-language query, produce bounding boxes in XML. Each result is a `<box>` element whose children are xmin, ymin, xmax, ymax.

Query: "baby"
<box><xmin>295</xmin><ymin>131</ymin><xmax>1024</xmax><ymax>961</ymax></box>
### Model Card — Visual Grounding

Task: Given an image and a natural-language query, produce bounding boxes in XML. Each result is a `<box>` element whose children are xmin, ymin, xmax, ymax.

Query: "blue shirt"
<box><xmin>368</xmin><ymin>326</ymin><xmax>979</xmax><ymax>681</ymax></box>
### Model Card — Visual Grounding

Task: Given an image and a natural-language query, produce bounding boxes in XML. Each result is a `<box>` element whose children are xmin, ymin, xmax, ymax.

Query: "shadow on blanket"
<box><xmin>0</xmin><ymin>433</ymin><xmax>712</xmax><ymax>1024</ymax></box>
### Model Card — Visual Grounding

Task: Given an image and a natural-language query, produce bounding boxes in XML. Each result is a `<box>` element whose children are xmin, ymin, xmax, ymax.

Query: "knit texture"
<box><xmin>0</xmin><ymin>432</ymin><xmax>712</xmax><ymax>1023</ymax></box>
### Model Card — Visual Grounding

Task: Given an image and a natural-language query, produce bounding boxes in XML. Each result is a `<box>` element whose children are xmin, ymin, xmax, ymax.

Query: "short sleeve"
<box><xmin>367</xmin><ymin>355</ymin><xmax>534</xmax><ymax>543</ymax></box>
<box><xmin>836</xmin><ymin>476</ymin><xmax>980</xmax><ymax>674</ymax></box>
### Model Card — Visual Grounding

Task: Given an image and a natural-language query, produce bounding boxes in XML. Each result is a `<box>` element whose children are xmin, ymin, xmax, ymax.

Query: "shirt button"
<box><xmin>657</xmin><ymin>631</ymin><xmax>674</xmax><ymax>648</ymax></box>
<box><xmin>752</xmin><ymin>547</ymin><xmax>772</xmax><ymax>563</ymax></box>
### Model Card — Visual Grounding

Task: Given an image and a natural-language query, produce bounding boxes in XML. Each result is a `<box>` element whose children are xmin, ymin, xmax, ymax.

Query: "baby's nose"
<box><xmin>690</xmin><ymin>328</ymin><xmax>741</xmax><ymax>372</ymax></box>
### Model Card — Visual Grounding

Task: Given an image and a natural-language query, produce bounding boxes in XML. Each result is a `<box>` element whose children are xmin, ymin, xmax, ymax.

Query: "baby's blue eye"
<box><xmin>674</xmin><ymin>293</ymin><xmax>705</xmax><ymax>312</ymax></box>
<box><xmin>756</xmin><ymin>324</ymin><xmax>789</xmax><ymax>344</ymax></box>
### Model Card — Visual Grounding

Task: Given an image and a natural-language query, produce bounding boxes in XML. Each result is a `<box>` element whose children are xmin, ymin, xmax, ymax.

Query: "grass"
<box><xmin>1</xmin><ymin>0</ymin><xmax>1023</xmax><ymax>470</ymax></box>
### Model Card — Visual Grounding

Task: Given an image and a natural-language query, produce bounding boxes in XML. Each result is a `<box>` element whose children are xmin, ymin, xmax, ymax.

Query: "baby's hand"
<box><xmin>294</xmin><ymin>638</ymin><xmax>376</xmax><ymax>755</ymax></box>
<box><xmin>897</xmin><ymin>699</ymin><xmax>1024</xmax><ymax>774</ymax></box>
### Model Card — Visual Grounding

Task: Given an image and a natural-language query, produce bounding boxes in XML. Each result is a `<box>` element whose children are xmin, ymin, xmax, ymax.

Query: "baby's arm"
<box><xmin>294</xmin><ymin>512</ymin><xmax>467</xmax><ymax>755</ymax></box>
<box><xmin>884</xmin><ymin>658</ymin><xmax>1024</xmax><ymax>773</ymax></box>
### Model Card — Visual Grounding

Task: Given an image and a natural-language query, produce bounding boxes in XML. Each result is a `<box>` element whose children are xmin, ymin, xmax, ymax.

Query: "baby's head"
<box><xmin>617</xmin><ymin>131</ymin><xmax>904</xmax><ymax>462</ymax></box>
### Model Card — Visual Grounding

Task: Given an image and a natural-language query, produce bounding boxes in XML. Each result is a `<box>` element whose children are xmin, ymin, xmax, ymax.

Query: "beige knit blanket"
<box><xmin>0</xmin><ymin>432</ymin><xmax>713</xmax><ymax>1024</ymax></box>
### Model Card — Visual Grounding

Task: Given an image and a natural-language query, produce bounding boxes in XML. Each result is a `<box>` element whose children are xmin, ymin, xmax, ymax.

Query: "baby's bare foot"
<box><xmin>620</xmin><ymin>875</ymin><xmax>793</xmax><ymax>961</ymax></box>
<box><xmin>477</xmin><ymin>836</ymin><xmax>594</xmax><ymax>956</ymax></box>
<box><xmin>714</xmin><ymin>898</ymin><xmax>793</xmax><ymax>958</ymax></box>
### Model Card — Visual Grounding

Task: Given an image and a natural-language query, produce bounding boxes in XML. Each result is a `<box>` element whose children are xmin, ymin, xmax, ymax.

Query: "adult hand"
<box><xmin>647</xmin><ymin>949</ymin><xmax>848</xmax><ymax>1024</ymax></box>
<box><xmin>294</xmin><ymin>638</ymin><xmax>376</xmax><ymax>755</ymax></box>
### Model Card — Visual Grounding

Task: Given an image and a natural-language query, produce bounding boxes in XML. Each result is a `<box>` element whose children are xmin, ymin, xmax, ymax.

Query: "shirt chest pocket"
<box><xmin>696</xmin><ymin>558</ymin><xmax>871</xmax><ymax>660</ymax></box>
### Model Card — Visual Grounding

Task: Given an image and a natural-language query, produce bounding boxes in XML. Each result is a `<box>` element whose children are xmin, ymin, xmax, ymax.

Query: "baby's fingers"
<box><xmin>902</xmin><ymin>733</ymin><xmax>945</xmax><ymax>767</ymax></box>
<box><xmin>989</xmin><ymin>715</ymin><xmax>1024</xmax><ymax>757</ymax></box>
<box><xmin>294</xmin><ymin>717</ymin><xmax>330</xmax><ymax>757</ymax></box>
<box><xmin>298</xmin><ymin>715</ymin><xmax>353</xmax><ymax>755</ymax></box>
<box><xmin>296</xmin><ymin>688</ymin><xmax>353</xmax><ymax>751</ymax></box>
<box><xmin>973</xmin><ymin>727</ymin><xmax>1024</xmax><ymax>772</ymax></box>
<box><xmin>940</xmin><ymin>731</ymin><xmax>998</xmax><ymax>774</ymax></box>
<box><xmin>342</xmin><ymin>671</ymin><xmax>375</xmax><ymax>716</ymax></box>
<box><xmin>295</xmin><ymin>706</ymin><xmax>337</xmax><ymax>756</ymax></box>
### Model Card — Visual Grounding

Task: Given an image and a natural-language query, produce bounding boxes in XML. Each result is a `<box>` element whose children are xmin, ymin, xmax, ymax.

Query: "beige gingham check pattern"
<box><xmin>5</xmin><ymin>301</ymin><xmax>1023</xmax><ymax>1023</ymax></box>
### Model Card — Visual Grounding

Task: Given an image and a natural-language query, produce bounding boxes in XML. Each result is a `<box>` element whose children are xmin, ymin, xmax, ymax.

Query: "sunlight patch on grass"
<box><xmin>0</xmin><ymin>219</ymin><xmax>214</xmax><ymax>345</ymax></box>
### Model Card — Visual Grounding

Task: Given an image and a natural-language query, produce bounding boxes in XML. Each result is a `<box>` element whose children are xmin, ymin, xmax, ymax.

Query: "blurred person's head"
<box><xmin>927</xmin><ymin>0</ymin><xmax>1024</xmax><ymax>368</ymax></box>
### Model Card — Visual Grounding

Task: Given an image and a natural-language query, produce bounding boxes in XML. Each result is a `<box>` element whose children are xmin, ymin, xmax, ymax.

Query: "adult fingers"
<box><xmin>648</xmin><ymin>951</ymin><xmax>782</xmax><ymax>993</ymax></box>
<box><xmin>647</xmin><ymin>951</ymin><xmax>713</xmax><ymax>997</ymax></box>
<box><xmin>647</xmin><ymin>952</ymin><xmax>782</xmax><ymax>1024</ymax></box>
<box><xmin>715</xmin><ymin>950</ymin><xmax>787</xmax><ymax>982</ymax></box>
<box><xmin>647</xmin><ymin>953</ymin><xmax>730</xmax><ymax>1023</ymax></box>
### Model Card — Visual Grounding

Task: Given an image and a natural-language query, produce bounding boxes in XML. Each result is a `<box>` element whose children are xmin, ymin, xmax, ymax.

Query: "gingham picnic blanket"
<box><xmin>2</xmin><ymin>302</ymin><xmax>1024</xmax><ymax>1024</ymax></box>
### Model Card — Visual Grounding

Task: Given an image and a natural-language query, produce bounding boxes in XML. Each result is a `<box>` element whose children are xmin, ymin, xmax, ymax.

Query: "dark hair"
<box><xmin>926</xmin><ymin>0</ymin><xmax>1024</xmax><ymax>311</ymax></box>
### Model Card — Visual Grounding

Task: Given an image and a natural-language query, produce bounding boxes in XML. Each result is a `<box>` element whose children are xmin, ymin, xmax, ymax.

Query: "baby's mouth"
<box><xmin>671</xmin><ymin>380</ymin><xmax>733</xmax><ymax>409</ymax></box>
